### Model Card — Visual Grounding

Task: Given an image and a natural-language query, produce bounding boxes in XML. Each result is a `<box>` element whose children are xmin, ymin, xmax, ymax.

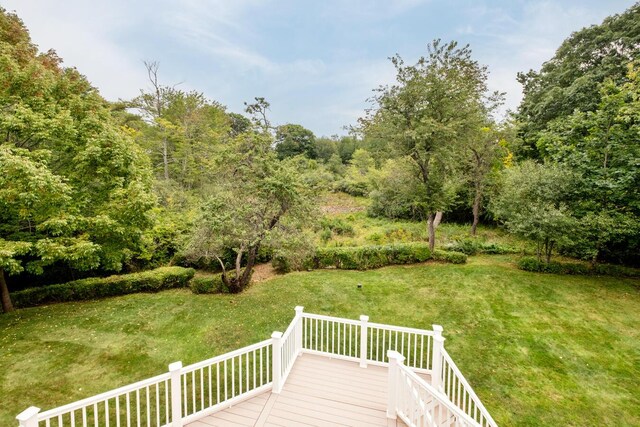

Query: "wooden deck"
<box><xmin>187</xmin><ymin>354</ymin><xmax>413</xmax><ymax>426</ymax></box>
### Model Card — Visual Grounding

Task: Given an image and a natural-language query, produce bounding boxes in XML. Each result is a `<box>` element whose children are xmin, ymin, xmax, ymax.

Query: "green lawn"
<box><xmin>2</xmin><ymin>256</ymin><xmax>639</xmax><ymax>426</ymax></box>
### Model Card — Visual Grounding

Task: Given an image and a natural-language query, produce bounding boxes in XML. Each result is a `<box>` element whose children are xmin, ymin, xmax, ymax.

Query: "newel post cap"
<box><xmin>360</xmin><ymin>315</ymin><xmax>369</xmax><ymax>322</ymax></box>
<box><xmin>271</xmin><ymin>331</ymin><xmax>283</xmax><ymax>339</ymax></box>
<box><xmin>16</xmin><ymin>406</ymin><xmax>40</xmax><ymax>422</ymax></box>
<box><xmin>386</xmin><ymin>350</ymin><xmax>406</xmax><ymax>363</ymax></box>
<box><xmin>294</xmin><ymin>306</ymin><xmax>304</xmax><ymax>314</ymax></box>
<box><xmin>168</xmin><ymin>361</ymin><xmax>182</xmax><ymax>372</ymax></box>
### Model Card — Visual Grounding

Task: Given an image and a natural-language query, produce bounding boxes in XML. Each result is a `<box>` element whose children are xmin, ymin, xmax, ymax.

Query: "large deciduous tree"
<box><xmin>0</xmin><ymin>8</ymin><xmax>155</xmax><ymax>303</ymax></box>
<box><xmin>361</xmin><ymin>40</ymin><xmax>490</xmax><ymax>250</ymax></box>
<box><xmin>131</xmin><ymin>62</ymin><xmax>230</xmax><ymax>188</ymax></box>
<box><xmin>275</xmin><ymin>124</ymin><xmax>316</xmax><ymax>159</ymax></box>
<box><xmin>516</xmin><ymin>3</ymin><xmax>640</xmax><ymax>155</ymax></box>
<box><xmin>538</xmin><ymin>67</ymin><xmax>640</xmax><ymax>264</ymax></box>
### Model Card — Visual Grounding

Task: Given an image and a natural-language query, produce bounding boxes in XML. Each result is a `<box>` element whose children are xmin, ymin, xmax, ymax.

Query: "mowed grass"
<box><xmin>1</xmin><ymin>256</ymin><xmax>639</xmax><ymax>426</ymax></box>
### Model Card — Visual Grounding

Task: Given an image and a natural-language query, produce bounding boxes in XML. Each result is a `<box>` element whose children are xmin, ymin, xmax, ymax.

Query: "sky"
<box><xmin>2</xmin><ymin>0</ymin><xmax>637</xmax><ymax>136</ymax></box>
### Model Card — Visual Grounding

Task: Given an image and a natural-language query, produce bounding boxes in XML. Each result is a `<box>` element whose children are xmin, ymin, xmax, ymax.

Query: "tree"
<box><xmin>186</xmin><ymin>132</ymin><xmax>315</xmax><ymax>293</ymax></box>
<box><xmin>0</xmin><ymin>147</ymin><xmax>100</xmax><ymax>312</ymax></box>
<box><xmin>0</xmin><ymin>8</ymin><xmax>155</xmax><ymax>291</ymax></box>
<box><xmin>244</xmin><ymin>97</ymin><xmax>272</xmax><ymax>133</ymax></box>
<box><xmin>275</xmin><ymin>124</ymin><xmax>316</xmax><ymax>159</ymax></box>
<box><xmin>361</xmin><ymin>40</ymin><xmax>490</xmax><ymax>250</ymax></box>
<box><xmin>537</xmin><ymin>66</ymin><xmax>640</xmax><ymax>264</ymax></box>
<box><xmin>313</xmin><ymin>137</ymin><xmax>338</xmax><ymax>162</ymax></box>
<box><xmin>491</xmin><ymin>161</ymin><xmax>577</xmax><ymax>263</ymax></box>
<box><xmin>130</xmin><ymin>63</ymin><xmax>230</xmax><ymax>188</ymax></box>
<box><xmin>465</xmin><ymin>120</ymin><xmax>512</xmax><ymax>235</ymax></box>
<box><xmin>516</xmin><ymin>3</ymin><xmax>640</xmax><ymax>155</ymax></box>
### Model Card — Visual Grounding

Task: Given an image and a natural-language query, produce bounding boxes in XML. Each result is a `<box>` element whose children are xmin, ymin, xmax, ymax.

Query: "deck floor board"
<box><xmin>187</xmin><ymin>354</ymin><xmax>407</xmax><ymax>427</ymax></box>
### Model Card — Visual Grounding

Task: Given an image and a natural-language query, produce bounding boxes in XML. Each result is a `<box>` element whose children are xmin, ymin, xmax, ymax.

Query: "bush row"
<box><xmin>274</xmin><ymin>243</ymin><xmax>467</xmax><ymax>272</ymax></box>
<box><xmin>189</xmin><ymin>274</ymin><xmax>229</xmax><ymax>294</ymax></box>
<box><xmin>11</xmin><ymin>267</ymin><xmax>196</xmax><ymax>308</ymax></box>
<box><xmin>517</xmin><ymin>257</ymin><xmax>640</xmax><ymax>277</ymax></box>
<box><xmin>443</xmin><ymin>239</ymin><xmax>517</xmax><ymax>255</ymax></box>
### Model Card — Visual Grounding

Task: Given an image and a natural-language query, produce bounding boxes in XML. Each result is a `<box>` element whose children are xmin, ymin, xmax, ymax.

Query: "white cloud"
<box><xmin>3</xmin><ymin>0</ymin><xmax>148</xmax><ymax>101</ymax></box>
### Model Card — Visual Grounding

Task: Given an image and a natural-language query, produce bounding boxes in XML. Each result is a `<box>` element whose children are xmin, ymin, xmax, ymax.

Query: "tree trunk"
<box><xmin>433</xmin><ymin>212</ymin><xmax>443</xmax><ymax>229</ymax></box>
<box><xmin>0</xmin><ymin>269</ymin><xmax>14</xmax><ymax>313</ymax></box>
<box><xmin>545</xmin><ymin>239</ymin><xmax>554</xmax><ymax>264</ymax></box>
<box><xmin>240</xmin><ymin>246</ymin><xmax>258</xmax><ymax>287</ymax></box>
<box><xmin>427</xmin><ymin>213</ymin><xmax>436</xmax><ymax>252</ymax></box>
<box><xmin>471</xmin><ymin>185</ymin><xmax>482</xmax><ymax>236</ymax></box>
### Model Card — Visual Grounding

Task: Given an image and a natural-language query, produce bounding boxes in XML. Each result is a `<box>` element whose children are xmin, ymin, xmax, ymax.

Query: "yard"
<box><xmin>1</xmin><ymin>255</ymin><xmax>638</xmax><ymax>426</ymax></box>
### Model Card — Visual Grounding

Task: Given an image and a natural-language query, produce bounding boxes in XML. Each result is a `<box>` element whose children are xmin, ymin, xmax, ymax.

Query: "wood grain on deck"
<box><xmin>187</xmin><ymin>353</ymin><xmax>407</xmax><ymax>426</ymax></box>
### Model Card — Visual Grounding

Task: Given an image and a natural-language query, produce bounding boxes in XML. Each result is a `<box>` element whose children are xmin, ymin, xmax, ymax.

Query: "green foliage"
<box><xmin>336</xmin><ymin>148</ymin><xmax>375</xmax><ymax>196</ymax></box>
<box><xmin>443</xmin><ymin>239</ymin><xmax>516</xmax><ymax>255</ymax></box>
<box><xmin>517</xmin><ymin>257</ymin><xmax>639</xmax><ymax>277</ymax></box>
<box><xmin>186</xmin><ymin>130</ymin><xmax>317</xmax><ymax>292</ymax></box>
<box><xmin>313</xmin><ymin>137</ymin><xmax>338</xmax><ymax>162</ymax></box>
<box><xmin>189</xmin><ymin>275</ymin><xmax>229</xmax><ymax>294</ymax></box>
<box><xmin>368</xmin><ymin>157</ymin><xmax>429</xmax><ymax>220</ymax></box>
<box><xmin>10</xmin><ymin>267</ymin><xmax>195</xmax><ymax>308</ymax></box>
<box><xmin>536</xmin><ymin>69</ymin><xmax>640</xmax><ymax>265</ymax></box>
<box><xmin>432</xmin><ymin>249</ymin><xmax>468</xmax><ymax>264</ymax></box>
<box><xmin>516</xmin><ymin>3</ymin><xmax>640</xmax><ymax>153</ymax></box>
<box><xmin>275</xmin><ymin>124</ymin><xmax>316</xmax><ymax>159</ymax></box>
<box><xmin>490</xmin><ymin>161</ymin><xmax>578</xmax><ymax>263</ymax></box>
<box><xmin>0</xmin><ymin>9</ymin><xmax>155</xmax><ymax>288</ymax></box>
<box><xmin>313</xmin><ymin>243</ymin><xmax>434</xmax><ymax>270</ymax></box>
<box><xmin>320</xmin><ymin>217</ymin><xmax>355</xmax><ymax>236</ymax></box>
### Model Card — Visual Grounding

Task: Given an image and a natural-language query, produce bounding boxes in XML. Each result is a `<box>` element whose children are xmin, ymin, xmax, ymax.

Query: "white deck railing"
<box><xmin>17</xmin><ymin>306</ymin><xmax>497</xmax><ymax>427</ymax></box>
<box><xmin>439</xmin><ymin>348</ymin><xmax>498</xmax><ymax>427</ymax></box>
<box><xmin>388</xmin><ymin>350</ymin><xmax>480</xmax><ymax>427</ymax></box>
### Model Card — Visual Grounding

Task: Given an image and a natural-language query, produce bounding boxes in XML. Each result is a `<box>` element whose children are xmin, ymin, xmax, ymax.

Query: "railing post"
<box><xmin>431</xmin><ymin>325</ymin><xmax>445</xmax><ymax>392</ymax></box>
<box><xmin>295</xmin><ymin>306</ymin><xmax>304</xmax><ymax>355</ymax></box>
<box><xmin>16</xmin><ymin>406</ymin><xmax>40</xmax><ymax>427</ymax></box>
<box><xmin>271</xmin><ymin>331</ymin><xmax>283</xmax><ymax>393</ymax></box>
<box><xmin>386</xmin><ymin>350</ymin><xmax>405</xmax><ymax>419</ymax></box>
<box><xmin>169</xmin><ymin>361</ymin><xmax>183</xmax><ymax>427</ymax></box>
<box><xmin>359</xmin><ymin>315</ymin><xmax>369</xmax><ymax>368</ymax></box>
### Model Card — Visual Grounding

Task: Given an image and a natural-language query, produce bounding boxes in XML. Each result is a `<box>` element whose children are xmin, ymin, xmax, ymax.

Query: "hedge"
<box><xmin>189</xmin><ymin>274</ymin><xmax>229</xmax><ymax>294</ymax></box>
<box><xmin>273</xmin><ymin>243</ymin><xmax>468</xmax><ymax>272</ymax></box>
<box><xmin>517</xmin><ymin>257</ymin><xmax>640</xmax><ymax>277</ymax></box>
<box><xmin>443</xmin><ymin>239</ymin><xmax>516</xmax><ymax>255</ymax></box>
<box><xmin>312</xmin><ymin>243</ymin><xmax>432</xmax><ymax>270</ymax></box>
<box><xmin>11</xmin><ymin>266</ymin><xmax>196</xmax><ymax>308</ymax></box>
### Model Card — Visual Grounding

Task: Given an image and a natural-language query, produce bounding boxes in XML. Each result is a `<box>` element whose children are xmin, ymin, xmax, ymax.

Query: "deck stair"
<box><xmin>17</xmin><ymin>307</ymin><xmax>498</xmax><ymax>427</ymax></box>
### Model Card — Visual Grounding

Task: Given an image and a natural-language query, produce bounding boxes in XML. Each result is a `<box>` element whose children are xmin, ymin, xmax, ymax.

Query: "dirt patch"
<box><xmin>252</xmin><ymin>263</ymin><xmax>279</xmax><ymax>283</ymax></box>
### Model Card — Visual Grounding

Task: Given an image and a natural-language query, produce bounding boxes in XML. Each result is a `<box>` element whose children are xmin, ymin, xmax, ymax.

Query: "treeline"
<box><xmin>1</xmin><ymin>3</ymin><xmax>639</xmax><ymax>310</ymax></box>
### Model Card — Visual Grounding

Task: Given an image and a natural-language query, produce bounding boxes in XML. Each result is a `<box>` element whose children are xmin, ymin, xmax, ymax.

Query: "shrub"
<box><xmin>517</xmin><ymin>257</ymin><xmax>639</xmax><ymax>277</ymax></box>
<box><xmin>320</xmin><ymin>217</ymin><xmax>355</xmax><ymax>236</ymax></box>
<box><xmin>189</xmin><ymin>275</ymin><xmax>229</xmax><ymax>294</ymax></box>
<box><xmin>11</xmin><ymin>267</ymin><xmax>196</xmax><ymax>308</ymax></box>
<box><xmin>444</xmin><ymin>239</ymin><xmax>515</xmax><ymax>255</ymax></box>
<box><xmin>312</xmin><ymin>243</ymin><xmax>435</xmax><ymax>270</ymax></box>
<box><xmin>433</xmin><ymin>250</ymin><xmax>468</xmax><ymax>264</ymax></box>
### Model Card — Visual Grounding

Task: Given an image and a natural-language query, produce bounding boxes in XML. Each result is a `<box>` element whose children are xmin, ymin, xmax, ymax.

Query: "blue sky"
<box><xmin>2</xmin><ymin>0</ymin><xmax>636</xmax><ymax>136</ymax></box>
